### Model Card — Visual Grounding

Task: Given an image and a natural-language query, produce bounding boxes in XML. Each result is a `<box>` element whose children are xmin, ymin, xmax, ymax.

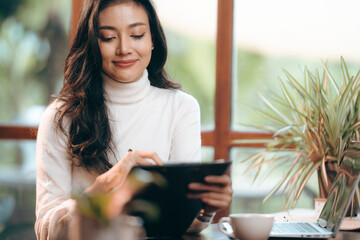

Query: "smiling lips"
<box><xmin>113</xmin><ymin>59</ymin><xmax>138</xmax><ymax>68</ymax></box>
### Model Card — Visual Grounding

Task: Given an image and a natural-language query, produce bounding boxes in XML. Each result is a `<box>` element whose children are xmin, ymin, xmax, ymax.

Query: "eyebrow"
<box><xmin>99</xmin><ymin>22</ymin><xmax>147</xmax><ymax>30</ymax></box>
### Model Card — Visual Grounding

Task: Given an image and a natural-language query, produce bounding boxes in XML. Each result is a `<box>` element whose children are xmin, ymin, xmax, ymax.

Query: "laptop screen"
<box><xmin>317</xmin><ymin>141</ymin><xmax>360</xmax><ymax>232</ymax></box>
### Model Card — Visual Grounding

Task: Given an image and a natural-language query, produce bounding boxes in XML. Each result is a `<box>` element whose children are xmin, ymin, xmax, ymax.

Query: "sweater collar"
<box><xmin>102</xmin><ymin>70</ymin><xmax>151</xmax><ymax>104</ymax></box>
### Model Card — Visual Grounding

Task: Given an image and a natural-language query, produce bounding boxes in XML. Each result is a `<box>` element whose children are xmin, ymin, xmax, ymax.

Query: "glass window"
<box><xmin>232</xmin><ymin>0</ymin><xmax>360</xmax><ymax>130</ymax></box>
<box><xmin>201</xmin><ymin>146</ymin><xmax>214</xmax><ymax>163</ymax></box>
<box><xmin>231</xmin><ymin>0</ymin><xmax>360</xmax><ymax>212</ymax></box>
<box><xmin>230</xmin><ymin>147</ymin><xmax>316</xmax><ymax>213</ymax></box>
<box><xmin>154</xmin><ymin>0</ymin><xmax>217</xmax><ymax>129</ymax></box>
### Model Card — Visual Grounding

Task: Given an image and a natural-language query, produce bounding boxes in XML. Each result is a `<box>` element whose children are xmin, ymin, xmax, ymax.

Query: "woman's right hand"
<box><xmin>86</xmin><ymin>150</ymin><xmax>162</xmax><ymax>194</ymax></box>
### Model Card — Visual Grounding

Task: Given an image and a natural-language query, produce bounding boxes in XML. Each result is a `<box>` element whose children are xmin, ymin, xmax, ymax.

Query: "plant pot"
<box><xmin>317</xmin><ymin>162</ymin><xmax>338</xmax><ymax>199</ymax></box>
<box><xmin>317</xmin><ymin>162</ymin><xmax>358</xmax><ymax>217</ymax></box>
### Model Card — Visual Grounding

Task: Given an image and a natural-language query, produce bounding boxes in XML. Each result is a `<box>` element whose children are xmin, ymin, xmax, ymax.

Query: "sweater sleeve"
<box><xmin>169</xmin><ymin>93</ymin><xmax>201</xmax><ymax>162</ymax></box>
<box><xmin>35</xmin><ymin>102</ymin><xmax>77</xmax><ymax>240</ymax></box>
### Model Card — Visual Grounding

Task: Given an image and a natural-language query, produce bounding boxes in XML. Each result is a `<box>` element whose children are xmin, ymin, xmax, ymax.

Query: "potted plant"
<box><xmin>240</xmin><ymin>57</ymin><xmax>360</xmax><ymax>210</ymax></box>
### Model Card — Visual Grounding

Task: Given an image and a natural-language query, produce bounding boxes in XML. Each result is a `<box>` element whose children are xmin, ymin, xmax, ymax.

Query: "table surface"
<box><xmin>173</xmin><ymin>224</ymin><xmax>360</xmax><ymax>240</ymax></box>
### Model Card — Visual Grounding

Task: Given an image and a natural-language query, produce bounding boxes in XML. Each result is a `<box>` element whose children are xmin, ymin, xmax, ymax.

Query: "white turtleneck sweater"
<box><xmin>35</xmin><ymin>70</ymin><xmax>202</xmax><ymax>239</ymax></box>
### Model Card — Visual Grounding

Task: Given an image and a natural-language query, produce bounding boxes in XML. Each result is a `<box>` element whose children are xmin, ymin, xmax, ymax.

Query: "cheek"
<box><xmin>98</xmin><ymin>43</ymin><xmax>113</xmax><ymax>61</ymax></box>
<box><xmin>137</xmin><ymin>37</ymin><xmax>153</xmax><ymax>56</ymax></box>
<box><xmin>138</xmin><ymin>43</ymin><xmax>153</xmax><ymax>62</ymax></box>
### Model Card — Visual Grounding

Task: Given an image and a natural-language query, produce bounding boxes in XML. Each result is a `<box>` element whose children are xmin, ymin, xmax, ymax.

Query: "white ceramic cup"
<box><xmin>218</xmin><ymin>213</ymin><xmax>274</xmax><ymax>240</ymax></box>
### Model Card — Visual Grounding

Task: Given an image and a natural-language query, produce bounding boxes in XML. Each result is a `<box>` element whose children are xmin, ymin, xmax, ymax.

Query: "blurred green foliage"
<box><xmin>0</xmin><ymin>0</ymin><xmax>22</xmax><ymax>19</ymax></box>
<box><xmin>165</xmin><ymin>30</ymin><xmax>216</xmax><ymax>128</ymax></box>
<box><xmin>0</xmin><ymin>2</ymin><xmax>70</xmax><ymax>239</ymax></box>
<box><xmin>0</xmin><ymin>0</ymin><xmax>70</xmax><ymax>123</ymax></box>
<box><xmin>233</xmin><ymin>53</ymin><xmax>360</xmax><ymax>129</ymax></box>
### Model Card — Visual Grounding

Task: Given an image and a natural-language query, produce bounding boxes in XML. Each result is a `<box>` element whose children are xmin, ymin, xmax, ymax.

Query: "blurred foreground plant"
<box><xmin>73</xmin><ymin>168</ymin><xmax>167</xmax><ymax>226</ymax></box>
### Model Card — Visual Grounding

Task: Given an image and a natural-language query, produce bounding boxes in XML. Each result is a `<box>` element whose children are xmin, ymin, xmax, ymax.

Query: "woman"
<box><xmin>35</xmin><ymin>0</ymin><xmax>232</xmax><ymax>239</ymax></box>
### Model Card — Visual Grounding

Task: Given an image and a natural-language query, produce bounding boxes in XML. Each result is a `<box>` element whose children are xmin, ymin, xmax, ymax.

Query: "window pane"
<box><xmin>232</xmin><ymin>0</ymin><xmax>360</xmax><ymax>129</ymax></box>
<box><xmin>0</xmin><ymin>140</ymin><xmax>36</xmax><ymax>238</ymax></box>
<box><xmin>201</xmin><ymin>146</ymin><xmax>214</xmax><ymax>163</ymax></box>
<box><xmin>230</xmin><ymin>148</ymin><xmax>316</xmax><ymax>213</ymax></box>
<box><xmin>0</xmin><ymin>0</ymin><xmax>71</xmax><ymax>125</ymax></box>
<box><xmin>154</xmin><ymin>0</ymin><xmax>217</xmax><ymax>129</ymax></box>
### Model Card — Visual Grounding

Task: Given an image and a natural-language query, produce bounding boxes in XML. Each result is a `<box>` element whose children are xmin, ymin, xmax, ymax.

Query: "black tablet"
<box><xmin>125</xmin><ymin>161</ymin><xmax>231</xmax><ymax>238</ymax></box>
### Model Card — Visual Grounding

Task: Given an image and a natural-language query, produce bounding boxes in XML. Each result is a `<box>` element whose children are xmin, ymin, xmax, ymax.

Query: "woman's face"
<box><xmin>98</xmin><ymin>2</ymin><xmax>153</xmax><ymax>83</ymax></box>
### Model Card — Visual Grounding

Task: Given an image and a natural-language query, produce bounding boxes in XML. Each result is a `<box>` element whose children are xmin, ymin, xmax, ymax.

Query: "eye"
<box><xmin>99</xmin><ymin>36</ymin><xmax>116</xmax><ymax>42</ymax></box>
<box><xmin>131</xmin><ymin>33</ymin><xmax>145</xmax><ymax>39</ymax></box>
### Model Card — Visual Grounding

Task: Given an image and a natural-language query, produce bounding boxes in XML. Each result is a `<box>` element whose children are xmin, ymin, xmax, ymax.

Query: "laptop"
<box><xmin>124</xmin><ymin>161</ymin><xmax>231</xmax><ymax>238</ymax></box>
<box><xmin>270</xmin><ymin>142</ymin><xmax>360</xmax><ymax>238</ymax></box>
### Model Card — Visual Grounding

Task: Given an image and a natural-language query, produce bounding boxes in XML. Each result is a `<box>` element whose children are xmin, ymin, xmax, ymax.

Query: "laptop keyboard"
<box><xmin>272</xmin><ymin>222</ymin><xmax>325</xmax><ymax>233</ymax></box>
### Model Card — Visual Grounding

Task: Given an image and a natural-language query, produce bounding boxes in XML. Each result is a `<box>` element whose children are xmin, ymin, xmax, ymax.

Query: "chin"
<box><xmin>107</xmin><ymin>73</ymin><xmax>137</xmax><ymax>83</ymax></box>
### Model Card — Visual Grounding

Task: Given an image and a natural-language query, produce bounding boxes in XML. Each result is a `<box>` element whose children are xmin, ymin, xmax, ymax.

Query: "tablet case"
<box><xmin>125</xmin><ymin>161</ymin><xmax>231</xmax><ymax>237</ymax></box>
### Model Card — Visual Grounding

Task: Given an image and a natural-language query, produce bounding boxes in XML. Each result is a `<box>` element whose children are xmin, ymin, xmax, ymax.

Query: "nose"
<box><xmin>116</xmin><ymin>36</ymin><xmax>131</xmax><ymax>55</ymax></box>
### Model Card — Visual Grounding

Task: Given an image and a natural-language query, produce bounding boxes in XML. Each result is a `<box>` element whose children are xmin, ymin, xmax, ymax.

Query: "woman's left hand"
<box><xmin>187</xmin><ymin>174</ymin><xmax>233</xmax><ymax>214</ymax></box>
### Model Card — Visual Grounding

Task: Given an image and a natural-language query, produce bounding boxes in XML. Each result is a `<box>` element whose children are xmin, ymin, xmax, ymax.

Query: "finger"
<box><xmin>187</xmin><ymin>191</ymin><xmax>232</xmax><ymax>202</ymax></box>
<box><xmin>189</xmin><ymin>182</ymin><xmax>233</xmax><ymax>195</ymax></box>
<box><xmin>204</xmin><ymin>175</ymin><xmax>232</xmax><ymax>185</ymax></box>
<box><xmin>124</xmin><ymin>151</ymin><xmax>157</xmax><ymax>166</ymax></box>
<box><xmin>201</xmin><ymin>198</ymin><xmax>230</xmax><ymax>209</ymax></box>
<box><xmin>188</xmin><ymin>183</ymin><xmax>224</xmax><ymax>193</ymax></box>
<box><xmin>200</xmin><ymin>192</ymin><xmax>232</xmax><ymax>204</ymax></box>
<box><xmin>108</xmin><ymin>154</ymin><xmax>144</xmax><ymax>187</ymax></box>
<box><xmin>187</xmin><ymin>192</ymin><xmax>231</xmax><ymax>210</ymax></box>
<box><xmin>93</xmin><ymin>151</ymin><xmax>157</xmax><ymax>193</ymax></box>
<box><xmin>134</xmin><ymin>157</ymin><xmax>155</xmax><ymax>166</ymax></box>
<box><xmin>91</xmin><ymin>168</ymin><xmax>128</xmax><ymax>193</ymax></box>
<box><xmin>133</xmin><ymin>150</ymin><xmax>163</xmax><ymax>165</ymax></box>
<box><xmin>107</xmin><ymin>180</ymin><xmax>134</xmax><ymax>217</ymax></box>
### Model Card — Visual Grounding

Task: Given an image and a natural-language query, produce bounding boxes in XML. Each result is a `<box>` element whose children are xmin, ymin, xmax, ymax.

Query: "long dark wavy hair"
<box><xmin>56</xmin><ymin>0</ymin><xmax>180</xmax><ymax>174</ymax></box>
